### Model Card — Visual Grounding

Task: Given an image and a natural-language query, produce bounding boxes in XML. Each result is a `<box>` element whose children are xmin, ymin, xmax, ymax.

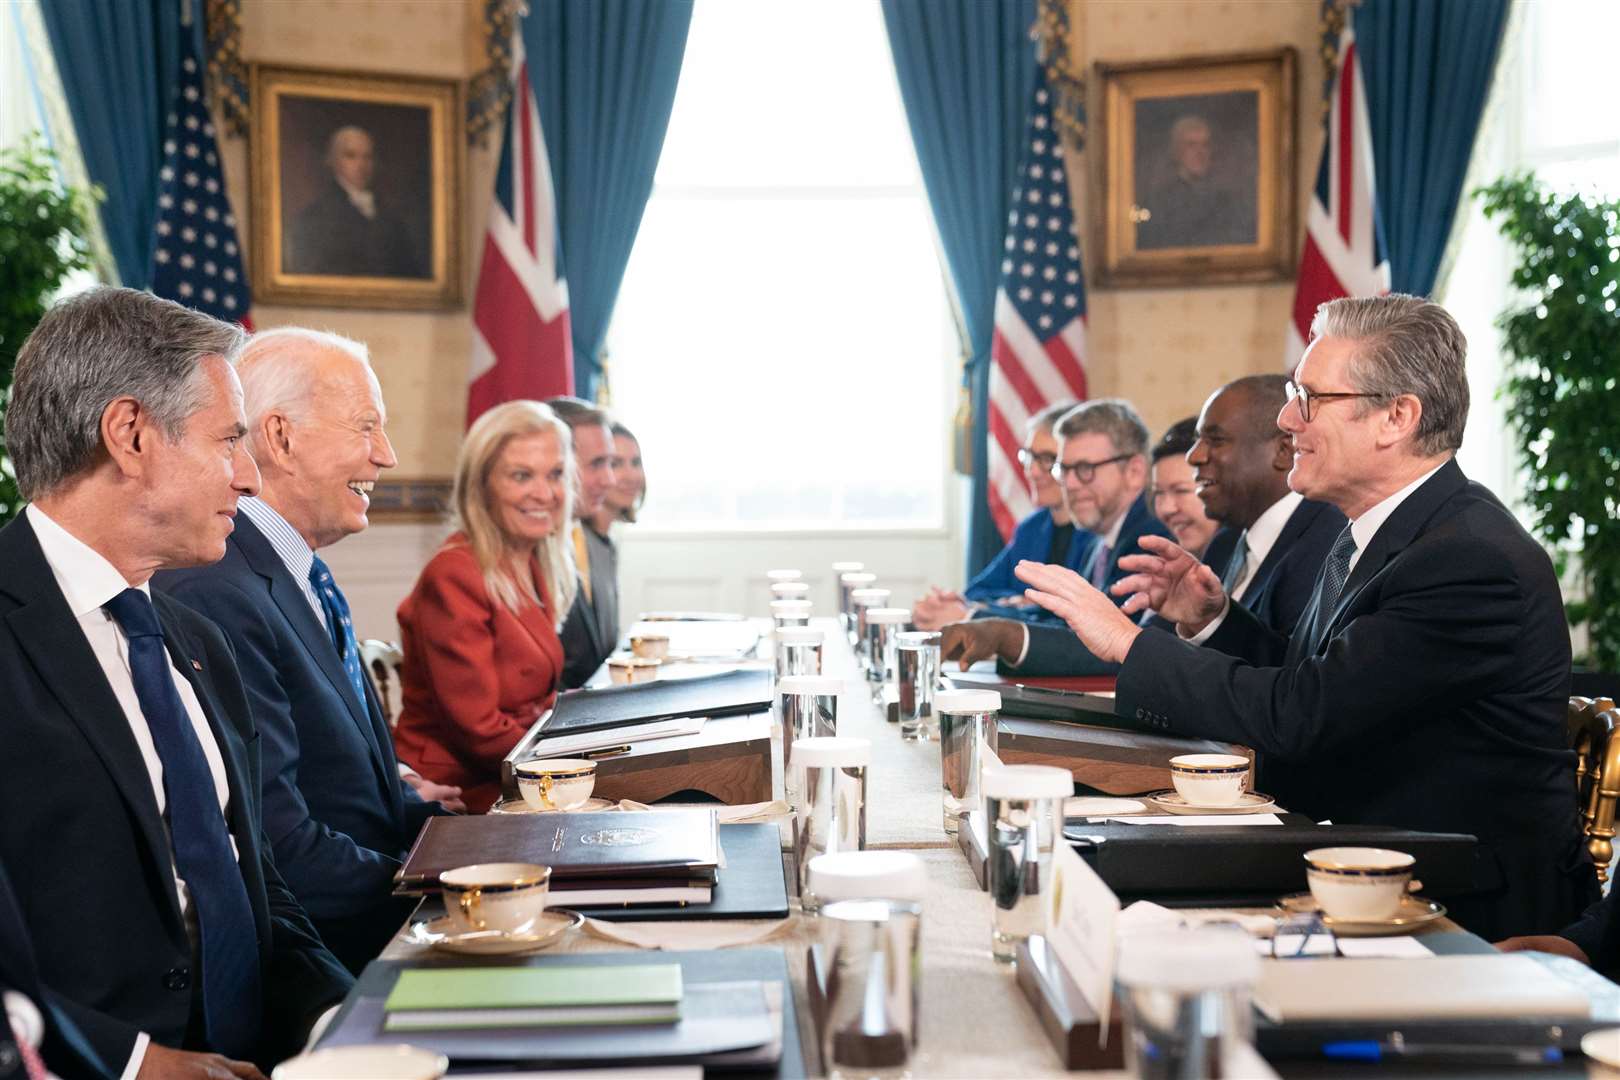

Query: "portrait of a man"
<box><xmin>1132</xmin><ymin>91</ymin><xmax>1259</xmax><ymax>251</ymax></box>
<box><xmin>251</xmin><ymin>65</ymin><xmax>462</xmax><ymax>309</ymax></box>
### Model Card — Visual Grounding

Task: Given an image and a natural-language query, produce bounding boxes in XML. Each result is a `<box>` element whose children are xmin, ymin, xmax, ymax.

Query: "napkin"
<box><xmin>614</xmin><ymin>799</ymin><xmax>792</xmax><ymax>824</ymax></box>
<box><xmin>581</xmin><ymin>916</ymin><xmax>792</xmax><ymax>951</ymax></box>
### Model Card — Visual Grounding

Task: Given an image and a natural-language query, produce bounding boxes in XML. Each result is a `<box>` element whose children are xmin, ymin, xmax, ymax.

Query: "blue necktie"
<box><xmin>309</xmin><ymin>555</ymin><xmax>370</xmax><ymax>715</ymax></box>
<box><xmin>1088</xmin><ymin>542</ymin><xmax>1112</xmax><ymax>591</ymax></box>
<box><xmin>1299</xmin><ymin>524</ymin><xmax>1358</xmax><ymax>656</ymax></box>
<box><xmin>102</xmin><ymin>589</ymin><xmax>261</xmax><ymax>1059</ymax></box>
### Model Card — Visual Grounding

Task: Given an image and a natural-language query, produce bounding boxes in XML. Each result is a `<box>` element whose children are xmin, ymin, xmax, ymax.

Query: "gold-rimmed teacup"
<box><xmin>608</xmin><ymin>655</ymin><xmax>661</xmax><ymax>684</ymax></box>
<box><xmin>1169</xmin><ymin>753</ymin><xmax>1250</xmax><ymax>807</ymax></box>
<box><xmin>1303</xmin><ymin>847</ymin><xmax>1415</xmax><ymax>921</ymax></box>
<box><xmin>439</xmin><ymin>862</ymin><xmax>551</xmax><ymax>936</ymax></box>
<box><xmin>514</xmin><ymin>757</ymin><xmax>597</xmax><ymax>811</ymax></box>
<box><xmin>630</xmin><ymin>633</ymin><xmax>670</xmax><ymax>660</ymax></box>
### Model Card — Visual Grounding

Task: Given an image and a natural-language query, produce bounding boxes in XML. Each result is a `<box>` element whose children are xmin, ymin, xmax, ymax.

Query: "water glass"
<box><xmin>1115</xmin><ymin>926</ymin><xmax>1260</xmax><ymax>1080</ymax></box>
<box><xmin>779</xmin><ymin>675</ymin><xmax>841</xmax><ymax>806</ymax></box>
<box><xmin>849</xmin><ymin>588</ymin><xmax>891</xmax><ymax>669</ymax></box>
<box><xmin>839</xmin><ymin>571</ymin><xmax>877</xmax><ymax>642</ymax></box>
<box><xmin>983</xmin><ymin>764</ymin><xmax>1072</xmax><ymax>962</ymax></box>
<box><xmin>767</xmin><ymin>568</ymin><xmax>804</xmax><ymax>583</ymax></box>
<box><xmin>863</xmin><ymin>607</ymin><xmax>909</xmax><ymax>689</ymax></box>
<box><xmin>771</xmin><ymin>598</ymin><xmax>813</xmax><ymax>631</ymax></box>
<box><xmin>774</xmin><ymin>627</ymin><xmax>824</xmax><ymax>684</ymax></box>
<box><xmin>793</xmin><ymin>736</ymin><xmax>870</xmax><ymax>912</ymax></box>
<box><xmin>935</xmin><ymin>688</ymin><xmax>1001</xmax><ymax>834</ymax></box>
<box><xmin>816</xmin><ymin>899</ymin><xmax>922</xmax><ymax>1077</ymax></box>
<box><xmin>894</xmin><ymin>631</ymin><xmax>940</xmax><ymax>740</ymax></box>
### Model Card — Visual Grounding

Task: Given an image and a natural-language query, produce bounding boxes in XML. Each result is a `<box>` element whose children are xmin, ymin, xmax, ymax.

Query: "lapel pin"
<box><xmin>191</xmin><ymin>659</ymin><xmax>203</xmax><ymax>671</ymax></box>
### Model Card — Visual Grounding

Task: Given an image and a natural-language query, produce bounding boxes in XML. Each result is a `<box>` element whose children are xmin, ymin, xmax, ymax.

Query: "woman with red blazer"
<box><xmin>394</xmin><ymin>401</ymin><xmax>579</xmax><ymax>812</ymax></box>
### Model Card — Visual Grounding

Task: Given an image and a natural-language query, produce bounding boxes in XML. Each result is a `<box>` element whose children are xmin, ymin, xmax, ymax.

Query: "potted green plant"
<box><xmin>1477</xmin><ymin>173</ymin><xmax>1620</xmax><ymax>679</ymax></box>
<box><xmin>0</xmin><ymin>133</ymin><xmax>98</xmax><ymax>526</ymax></box>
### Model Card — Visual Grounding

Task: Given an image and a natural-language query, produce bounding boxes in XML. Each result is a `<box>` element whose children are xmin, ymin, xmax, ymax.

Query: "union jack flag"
<box><xmin>987</xmin><ymin>64</ymin><xmax>1088</xmax><ymax>541</ymax></box>
<box><xmin>1287</xmin><ymin>19</ymin><xmax>1390</xmax><ymax>362</ymax></box>
<box><xmin>150</xmin><ymin>51</ymin><xmax>251</xmax><ymax>326</ymax></box>
<box><xmin>467</xmin><ymin>42</ymin><xmax>573</xmax><ymax>426</ymax></box>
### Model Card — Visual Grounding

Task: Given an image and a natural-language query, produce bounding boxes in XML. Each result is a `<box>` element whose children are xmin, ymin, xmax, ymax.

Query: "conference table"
<box><xmin>375</xmin><ymin>617</ymin><xmax>1560</xmax><ymax>1079</ymax></box>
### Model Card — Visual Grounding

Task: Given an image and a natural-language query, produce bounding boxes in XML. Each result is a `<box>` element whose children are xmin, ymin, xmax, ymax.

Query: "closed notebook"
<box><xmin>396</xmin><ymin>809</ymin><xmax>720</xmax><ymax>892</ymax></box>
<box><xmin>1254</xmin><ymin>956</ymin><xmax>1590</xmax><ymax>1023</ymax></box>
<box><xmin>383</xmin><ymin>965</ymin><xmax>683</xmax><ymax>1030</ymax></box>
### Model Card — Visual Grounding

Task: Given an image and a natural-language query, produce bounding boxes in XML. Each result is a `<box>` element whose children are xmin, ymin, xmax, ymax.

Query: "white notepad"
<box><xmin>1254</xmin><ymin>955</ymin><xmax>1590</xmax><ymax>1023</ymax></box>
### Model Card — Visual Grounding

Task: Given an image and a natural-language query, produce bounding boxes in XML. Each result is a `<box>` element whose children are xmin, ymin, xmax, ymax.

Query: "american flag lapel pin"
<box><xmin>191</xmin><ymin>659</ymin><xmax>203</xmax><ymax>672</ymax></box>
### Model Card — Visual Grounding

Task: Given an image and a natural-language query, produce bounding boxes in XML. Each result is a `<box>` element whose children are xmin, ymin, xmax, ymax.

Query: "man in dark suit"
<box><xmin>547</xmin><ymin>397</ymin><xmax>621</xmax><ymax>689</ymax></box>
<box><xmin>0</xmin><ymin>288</ymin><xmax>353</xmax><ymax>1076</ymax></box>
<box><xmin>284</xmin><ymin>126</ymin><xmax>426</xmax><ymax>279</ymax></box>
<box><xmin>1016</xmin><ymin>295</ymin><xmax>1594</xmax><ymax>940</ymax></box>
<box><xmin>1</xmin><ymin>858</ymin><xmax>114</xmax><ymax>1079</ymax></box>
<box><xmin>155</xmin><ymin>328</ymin><xmax>457</xmax><ymax>975</ymax></box>
<box><xmin>938</xmin><ymin>399</ymin><xmax>1173</xmax><ymax>677</ymax></box>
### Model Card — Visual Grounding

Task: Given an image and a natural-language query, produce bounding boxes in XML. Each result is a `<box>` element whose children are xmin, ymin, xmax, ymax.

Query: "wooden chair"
<box><xmin>359</xmin><ymin>638</ymin><xmax>405</xmax><ymax>728</ymax></box>
<box><xmin>1570</xmin><ymin>695</ymin><xmax>1620</xmax><ymax>884</ymax></box>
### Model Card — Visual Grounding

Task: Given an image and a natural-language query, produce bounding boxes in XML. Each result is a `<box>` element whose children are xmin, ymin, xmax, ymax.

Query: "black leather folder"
<box><xmin>1062</xmin><ymin>821</ymin><xmax>1485</xmax><ymax>906</ymax></box>
<box><xmin>318</xmin><ymin>947</ymin><xmax>808</xmax><ymax>1075</ymax></box>
<box><xmin>946</xmin><ymin>675</ymin><xmax>1155</xmax><ymax>734</ymax></box>
<box><xmin>572</xmin><ymin>821</ymin><xmax>789</xmax><ymax>922</ymax></box>
<box><xmin>540</xmin><ymin>668</ymin><xmax>772</xmax><ymax>739</ymax></box>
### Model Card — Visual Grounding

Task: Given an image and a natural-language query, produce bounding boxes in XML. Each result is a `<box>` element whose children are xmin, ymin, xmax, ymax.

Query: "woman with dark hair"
<box><xmin>592</xmin><ymin>420</ymin><xmax>645</xmax><ymax>532</ymax></box>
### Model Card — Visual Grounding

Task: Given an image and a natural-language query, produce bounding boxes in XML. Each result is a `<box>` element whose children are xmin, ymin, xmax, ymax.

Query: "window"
<box><xmin>606</xmin><ymin>0</ymin><xmax>952</xmax><ymax>532</ymax></box>
<box><xmin>1444</xmin><ymin>0</ymin><xmax>1620</xmax><ymax>499</ymax></box>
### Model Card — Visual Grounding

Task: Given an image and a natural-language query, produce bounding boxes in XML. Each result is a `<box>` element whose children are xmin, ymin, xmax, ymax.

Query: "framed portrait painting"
<box><xmin>250</xmin><ymin>65</ymin><xmax>463</xmax><ymax>309</ymax></box>
<box><xmin>1092</xmin><ymin>48</ymin><xmax>1296</xmax><ymax>288</ymax></box>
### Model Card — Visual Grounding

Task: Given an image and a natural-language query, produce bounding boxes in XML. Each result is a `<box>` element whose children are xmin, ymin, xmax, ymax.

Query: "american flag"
<box><xmin>1287</xmin><ymin>20</ymin><xmax>1389</xmax><ymax>361</ymax></box>
<box><xmin>466</xmin><ymin>43</ymin><xmax>573</xmax><ymax>426</ymax></box>
<box><xmin>987</xmin><ymin>64</ymin><xmax>1088</xmax><ymax>541</ymax></box>
<box><xmin>150</xmin><ymin>52</ymin><xmax>251</xmax><ymax>324</ymax></box>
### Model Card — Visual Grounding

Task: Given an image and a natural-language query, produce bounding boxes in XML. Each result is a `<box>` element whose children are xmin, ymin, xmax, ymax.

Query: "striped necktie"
<box><xmin>309</xmin><ymin>556</ymin><xmax>371</xmax><ymax>714</ymax></box>
<box><xmin>1298</xmin><ymin>524</ymin><xmax>1358</xmax><ymax>656</ymax></box>
<box><xmin>1221</xmin><ymin>530</ymin><xmax>1251</xmax><ymax>594</ymax></box>
<box><xmin>1088</xmin><ymin>542</ymin><xmax>1112</xmax><ymax>591</ymax></box>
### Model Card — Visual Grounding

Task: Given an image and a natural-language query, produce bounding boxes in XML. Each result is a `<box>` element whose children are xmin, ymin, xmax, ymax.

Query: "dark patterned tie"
<box><xmin>1300</xmin><ymin>524</ymin><xmax>1358</xmax><ymax>655</ymax></box>
<box><xmin>1220</xmin><ymin>530</ymin><xmax>1251</xmax><ymax>594</ymax></box>
<box><xmin>102</xmin><ymin>589</ymin><xmax>261</xmax><ymax>1059</ymax></box>
<box><xmin>1088</xmin><ymin>542</ymin><xmax>1112</xmax><ymax>591</ymax></box>
<box><xmin>309</xmin><ymin>555</ymin><xmax>370</xmax><ymax>714</ymax></box>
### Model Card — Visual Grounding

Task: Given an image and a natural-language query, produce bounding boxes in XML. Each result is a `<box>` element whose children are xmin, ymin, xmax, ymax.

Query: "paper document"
<box><xmin>537</xmin><ymin>717</ymin><xmax>706</xmax><ymax>755</ymax></box>
<box><xmin>1100</xmin><ymin>813</ymin><xmax>1284</xmax><ymax>827</ymax></box>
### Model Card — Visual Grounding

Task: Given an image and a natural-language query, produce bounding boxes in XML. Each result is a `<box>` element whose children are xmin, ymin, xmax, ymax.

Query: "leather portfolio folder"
<box><xmin>1061</xmin><ymin>821</ymin><xmax>1484</xmax><ymax>903</ymax></box>
<box><xmin>319</xmin><ymin>947</ymin><xmax>808</xmax><ymax>1075</ymax></box>
<box><xmin>542</xmin><ymin>667</ymin><xmax>772</xmax><ymax>738</ymax></box>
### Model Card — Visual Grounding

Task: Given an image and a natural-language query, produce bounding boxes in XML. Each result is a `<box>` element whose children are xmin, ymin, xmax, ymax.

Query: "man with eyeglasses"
<box><xmin>1015</xmin><ymin>294</ymin><xmax>1594</xmax><ymax>941</ymax></box>
<box><xmin>912</xmin><ymin>401</ymin><xmax>1095</xmax><ymax>630</ymax></box>
<box><xmin>940</xmin><ymin>399</ymin><xmax>1173</xmax><ymax>674</ymax></box>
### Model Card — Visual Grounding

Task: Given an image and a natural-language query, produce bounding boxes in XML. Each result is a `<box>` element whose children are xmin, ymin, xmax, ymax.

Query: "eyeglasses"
<box><xmin>1051</xmin><ymin>453</ymin><xmax>1130</xmax><ymax>483</ymax></box>
<box><xmin>1270</xmin><ymin>911</ymin><xmax>1340</xmax><ymax>958</ymax></box>
<box><xmin>1017</xmin><ymin>448</ymin><xmax>1058</xmax><ymax>472</ymax></box>
<box><xmin>1284</xmin><ymin>379</ymin><xmax>1383</xmax><ymax>423</ymax></box>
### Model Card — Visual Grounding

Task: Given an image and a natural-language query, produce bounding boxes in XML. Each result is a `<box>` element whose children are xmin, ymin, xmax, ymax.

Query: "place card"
<box><xmin>1045</xmin><ymin>841</ymin><xmax>1120</xmax><ymax>1043</ymax></box>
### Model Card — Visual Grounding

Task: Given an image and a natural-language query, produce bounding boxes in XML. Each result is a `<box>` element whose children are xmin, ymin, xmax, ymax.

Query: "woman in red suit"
<box><xmin>393</xmin><ymin>400</ymin><xmax>579</xmax><ymax>811</ymax></box>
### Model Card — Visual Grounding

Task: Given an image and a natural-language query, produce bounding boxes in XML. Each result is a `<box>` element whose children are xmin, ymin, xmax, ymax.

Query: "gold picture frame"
<box><xmin>250</xmin><ymin>65</ymin><xmax>463</xmax><ymax>309</ymax></box>
<box><xmin>1092</xmin><ymin>48</ymin><xmax>1296</xmax><ymax>289</ymax></box>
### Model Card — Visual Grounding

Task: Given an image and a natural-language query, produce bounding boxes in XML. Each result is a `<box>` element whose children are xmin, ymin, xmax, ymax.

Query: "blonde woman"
<box><xmin>393</xmin><ymin>401</ymin><xmax>578</xmax><ymax>811</ymax></box>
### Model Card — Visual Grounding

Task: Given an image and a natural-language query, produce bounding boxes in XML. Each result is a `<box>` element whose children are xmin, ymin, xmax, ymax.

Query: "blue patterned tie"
<box><xmin>1301</xmin><ymin>524</ymin><xmax>1358</xmax><ymax>655</ymax></box>
<box><xmin>1088</xmin><ymin>542</ymin><xmax>1112</xmax><ymax>591</ymax></box>
<box><xmin>102</xmin><ymin>589</ymin><xmax>261</xmax><ymax>1059</ymax></box>
<box><xmin>309</xmin><ymin>555</ymin><xmax>370</xmax><ymax>714</ymax></box>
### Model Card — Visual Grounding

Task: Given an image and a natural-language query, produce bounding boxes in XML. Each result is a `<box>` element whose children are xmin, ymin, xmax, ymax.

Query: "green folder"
<box><xmin>383</xmin><ymin>964</ymin><xmax>683</xmax><ymax>1030</ymax></box>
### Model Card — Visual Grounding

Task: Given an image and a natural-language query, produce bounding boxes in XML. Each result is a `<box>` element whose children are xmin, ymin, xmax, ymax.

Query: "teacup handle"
<box><xmin>539</xmin><ymin>773</ymin><xmax>554</xmax><ymax>808</ymax></box>
<box><xmin>458</xmin><ymin>886</ymin><xmax>485</xmax><ymax>929</ymax></box>
<box><xmin>1407</xmin><ymin>878</ymin><xmax>1422</xmax><ymax>893</ymax></box>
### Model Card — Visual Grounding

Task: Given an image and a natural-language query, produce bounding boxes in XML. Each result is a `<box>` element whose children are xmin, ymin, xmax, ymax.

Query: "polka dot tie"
<box><xmin>309</xmin><ymin>555</ymin><xmax>370</xmax><ymax>714</ymax></box>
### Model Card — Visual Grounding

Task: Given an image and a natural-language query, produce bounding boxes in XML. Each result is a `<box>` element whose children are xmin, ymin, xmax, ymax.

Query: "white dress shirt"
<box><xmin>27</xmin><ymin>505</ymin><xmax>241</xmax><ymax>1079</ymax></box>
<box><xmin>1227</xmin><ymin>490</ymin><xmax>1304</xmax><ymax>601</ymax></box>
<box><xmin>1187</xmin><ymin>462</ymin><xmax>1448</xmax><ymax>645</ymax></box>
<box><xmin>238</xmin><ymin>496</ymin><xmax>326</xmax><ymax>629</ymax></box>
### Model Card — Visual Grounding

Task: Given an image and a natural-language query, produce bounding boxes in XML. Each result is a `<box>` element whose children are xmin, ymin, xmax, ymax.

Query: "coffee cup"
<box><xmin>1303</xmin><ymin>847</ymin><xmax>1415</xmax><ymax>921</ymax></box>
<box><xmin>629</xmin><ymin>633</ymin><xmax>670</xmax><ymax>660</ymax></box>
<box><xmin>608</xmin><ymin>656</ymin><xmax>660</xmax><ymax>684</ymax></box>
<box><xmin>1169</xmin><ymin>753</ymin><xmax>1250</xmax><ymax>807</ymax></box>
<box><xmin>514</xmin><ymin>757</ymin><xmax>597</xmax><ymax>811</ymax></box>
<box><xmin>273</xmin><ymin>1045</ymin><xmax>448</xmax><ymax>1080</ymax></box>
<box><xmin>439</xmin><ymin>862</ymin><xmax>551</xmax><ymax>935</ymax></box>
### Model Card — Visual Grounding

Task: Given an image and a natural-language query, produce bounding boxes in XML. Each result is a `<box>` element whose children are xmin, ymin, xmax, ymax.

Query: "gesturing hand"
<box><xmin>138</xmin><ymin>1045</ymin><xmax>267</xmax><ymax>1079</ymax></box>
<box><xmin>402</xmin><ymin>772</ymin><xmax>467</xmax><ymax>813</ymax></box>
<box><xmin>1012</xmin><ymin>561</ymin><xmax>1141</xmax><ymax>664</ymax></box>
<box><xmin>939</xmin><ymin>619</ymin><xmax>1025</xmax><ymax>671</ymax></box>
<box><xmin>1111</xmin><ymin>535</ymin><xmax>1227</xmax><ymax>634</ymax></box>
<box><xmin>912</xmin><ymin>588</ymin><xmax>969</xmax><ymax>632</ymax></box>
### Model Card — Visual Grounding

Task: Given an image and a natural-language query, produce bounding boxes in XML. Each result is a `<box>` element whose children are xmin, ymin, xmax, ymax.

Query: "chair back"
<box><xmin>1570</xmin><ymin>695</ymin><xmax>1620</xmax><ymax>884</ymax></box>
<box><xmin>359</xmin><ymin>638</ymin><xmax>405</xmax><ymax>728</ymax></box>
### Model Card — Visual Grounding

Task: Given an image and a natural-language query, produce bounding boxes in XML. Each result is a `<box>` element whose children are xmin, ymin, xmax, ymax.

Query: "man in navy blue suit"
<box><xmin>156</xmin><ymin>328</ymin><xmax>458</xmax><ymax>975</ymax></box>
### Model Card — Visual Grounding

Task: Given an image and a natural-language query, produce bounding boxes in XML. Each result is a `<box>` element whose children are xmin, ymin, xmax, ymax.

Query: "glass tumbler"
<box><xmin>1115</xmin><ymin>926</ymin><xmax>1260</xmax><ymax>1080</ymax></box>
<box><xmin>817</xmin><ymin>899</ymin><xmax>922</xmax><ymax>1078</ymax></box>
<box><xmin>894</xmin><ymin>631</ymin><xmax>940</xmax><ymax>740</ymax></box>
<box><xmin>792</xmin><ymin>736</ymin><xmax>870</xmax><ymax>912</ymax></box>
<box><xmin>983</xmin><ymin>764</ymin><xmax>1073</xmax><ymax>962</ymax></box>
<box><xmin>779</xmin><ymin>675</ymin><xmax>841</xmax><ymax>807</ymax></box>
<box><xmin>935</xmin><ymin>688</ymin><xmax>1001</xmax><ymax>834</ymax></box>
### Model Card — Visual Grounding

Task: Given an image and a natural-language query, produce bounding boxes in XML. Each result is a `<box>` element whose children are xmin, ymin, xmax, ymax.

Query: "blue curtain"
<box><xmin>1354</xmin><ymin>0</ymin><xmax>1510</xmax><ymax>296</ymax></box>
<box><xmin>882</xmin><ymin>0</ymin><xmax>1036</xmax><ymax>576</ymax></box>
<box><xmin>524</xmin><ymin>0</ymin><xmax>693</xmax><ymax>398</ymax></box>
<box><xmin>39</xmin><ymin>0</ymin><xmax>194</xmax><ymax>288</ymax></box>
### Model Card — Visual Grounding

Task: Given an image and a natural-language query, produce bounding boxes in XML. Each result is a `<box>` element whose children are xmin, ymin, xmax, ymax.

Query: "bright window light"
<box><xmin>607</xmin><ymin>0</ymin><xmax>951</xmax><ymax>532</ymax></box>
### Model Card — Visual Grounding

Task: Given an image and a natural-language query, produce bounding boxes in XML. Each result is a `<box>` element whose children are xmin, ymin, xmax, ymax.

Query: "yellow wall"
<box><xmin>224</xmin><ymin>0</ymin><xmax>488</xmax><ymax>480</ymax></box>
<box><xmin>224</xmin><ymin>0</ymin><xmax>1323</xmax><ymax>478</ymax></box>
<box><xmin>1066</xmin><ymin>0</ymin><xmax>1325</xmax><ymax>436</ymax></box>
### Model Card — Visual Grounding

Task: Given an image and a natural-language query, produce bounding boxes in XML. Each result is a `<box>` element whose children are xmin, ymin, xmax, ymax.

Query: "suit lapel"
<box><xmin>0</xmin><ymin>519</ymin><xmax>183</xmax><ymax>933</ymax></box>
<box><xmin>156</xmin><ymin>608</ymin><xmax>256</xmax><ymax>844</ymax></box>
<box><xmin>233</xmin><ymin>518</ymin><xmax>392</xmax><ymax>787</ymax></box>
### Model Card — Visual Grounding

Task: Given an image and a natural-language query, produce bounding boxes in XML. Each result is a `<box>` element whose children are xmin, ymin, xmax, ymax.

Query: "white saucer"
<box><xmin>1276</xmin><ymin>892</ymin><xmax>1446</xmax><ymax>936</ymax></box>
<box><xmin>404</xmin><ymin>909</ymin><xmax>583</xmax><ymax>955</ymax></box>
<box><xmin>489</xmin><ymin>796</ymin><xmax>615</xmax><ymax>815</ymax></box>
<box><xmin>1146</xmin><ymin>790</ymin><xmax>1278</xmax><ymax>815</ymax></box>
<box><xmin>273</xmin><ymin>1044</ymin><xmax>447</xmax><ymax>1080</ymax></box>
<box><xmin>1065</xmin><ymin>796</ymin><xmax>1148</xmax><ymax>817</ymax></box>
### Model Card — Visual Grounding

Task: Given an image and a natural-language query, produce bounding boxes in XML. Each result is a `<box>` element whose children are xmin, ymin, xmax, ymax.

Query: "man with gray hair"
<box><xmin>155</xmin><ymin>327</ymin><xmax>458</xmax><ymax>976</ymax></box>
<box><xmin>0</xmin><ymin>288</ymin><xmax>352</xmax><ymax>1076</ymax></box>
<box><xmin>1016</xmin><ymin>294</ymin><xmax>1594</xmax><ymax>940</ymax></box>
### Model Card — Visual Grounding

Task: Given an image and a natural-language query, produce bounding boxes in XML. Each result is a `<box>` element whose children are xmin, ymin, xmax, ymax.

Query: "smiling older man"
<box><xmin>1014</xmin><ymin>294</ymin><xmax>1594</xmax><ymax>941</ymax></box>
<box><xmin>156</xmin><ymin>328</ymin><xmax>457</xmax><ymax>975</ymax></box>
